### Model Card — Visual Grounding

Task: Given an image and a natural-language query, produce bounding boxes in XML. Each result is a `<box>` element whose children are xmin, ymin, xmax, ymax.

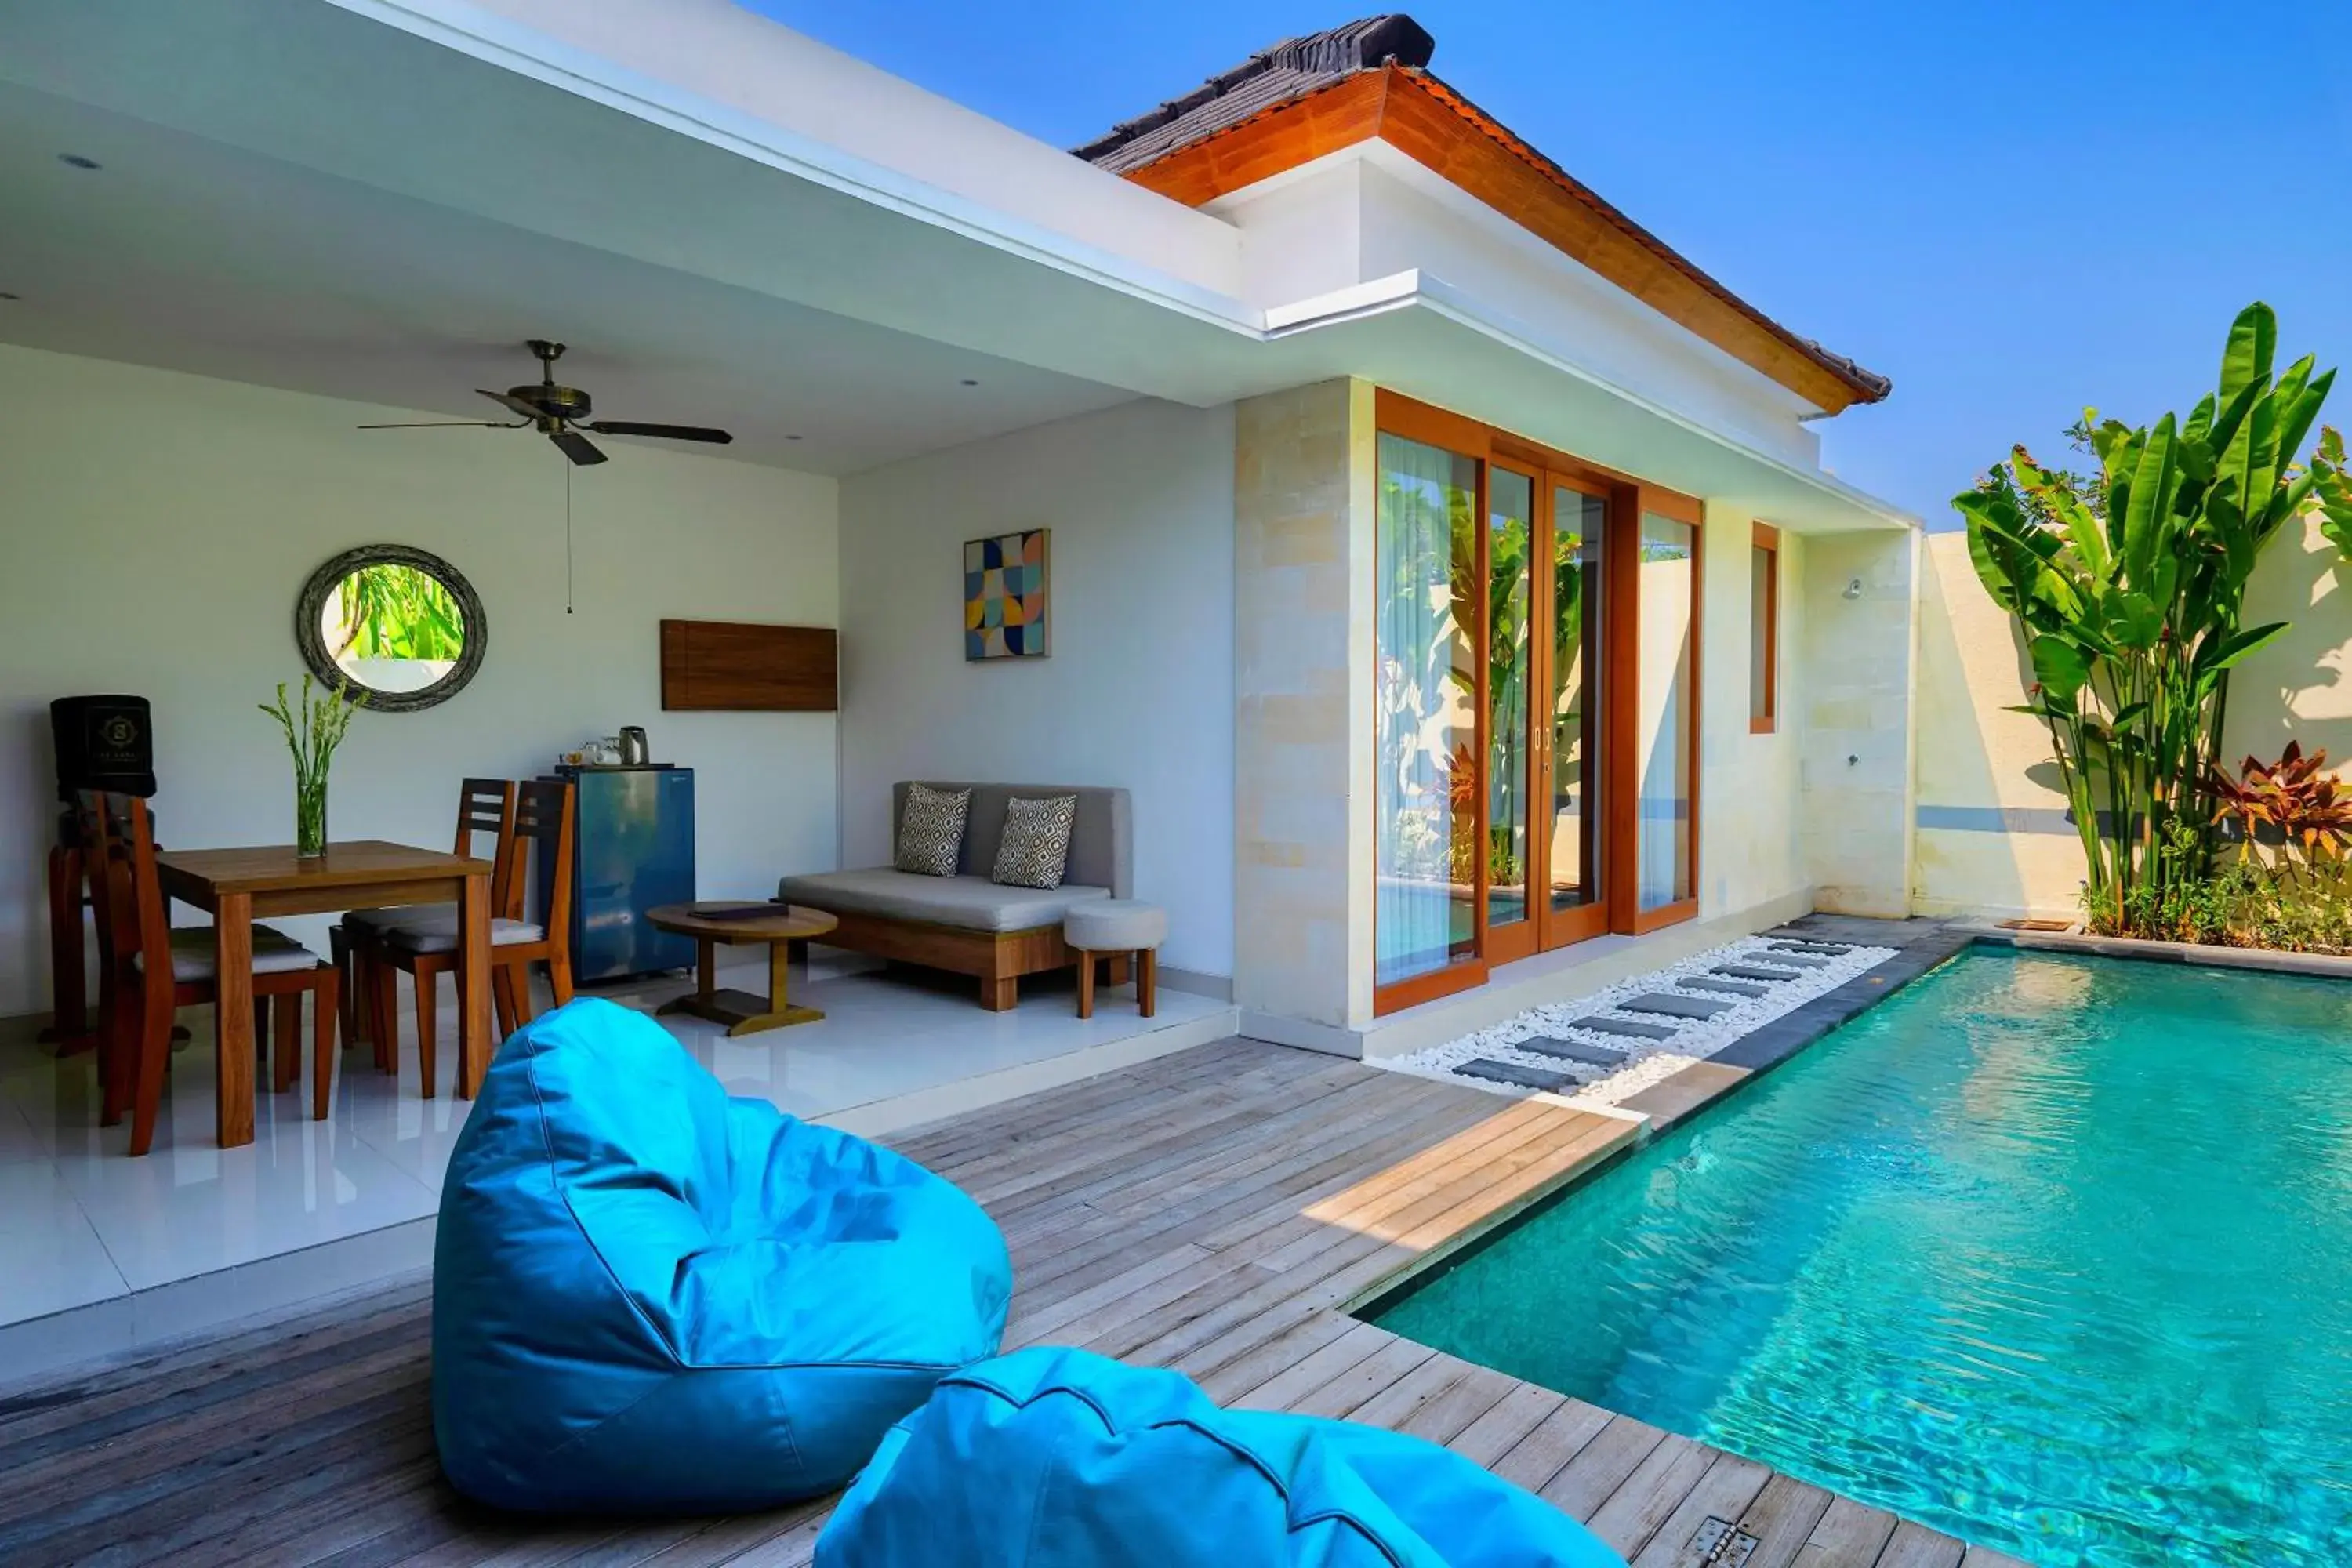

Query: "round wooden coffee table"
<box><xmin>648</xmin><ymin>902</ymin><xmax>840</xmax><ymax>1036</ymax></box>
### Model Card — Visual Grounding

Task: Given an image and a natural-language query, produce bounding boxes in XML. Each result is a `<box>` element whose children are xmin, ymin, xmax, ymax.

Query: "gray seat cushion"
<box><xmin>135</xmin><ymin>927</ymin><xmax>321</xmax><ymax>982</ymax></box>
<box><xmin>1063</xmin><ymin>899</ymin><xmax>1168</xmax><ymax>952</ymax></box>
<box><xmin>383</xmin><ymin>916</ymin><xmax>546</xmax><ymax>954</ymax></box>
<box><xmin>779</xmin><ymin>869</ymin><xmax>1109</xmax><ymax>934</ymax></box>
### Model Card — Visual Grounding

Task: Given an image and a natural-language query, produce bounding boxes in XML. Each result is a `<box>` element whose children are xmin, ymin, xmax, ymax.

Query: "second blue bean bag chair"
<box><xmin>815</xmin><ymin>1346</ymin><xmax>1624</xmax><ymax>1566</ymax></box>
<box><xmin>432</xmin><ymin>997</ymin><xmax>1012</xmax><ymax>1513</ymax></box>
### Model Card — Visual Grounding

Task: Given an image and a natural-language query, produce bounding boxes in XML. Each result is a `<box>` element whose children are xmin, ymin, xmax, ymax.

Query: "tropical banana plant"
<box><xmin>1952</xmin><ymin>303</ymin><xmax>2343</xmax><ymax>924</ymax></box>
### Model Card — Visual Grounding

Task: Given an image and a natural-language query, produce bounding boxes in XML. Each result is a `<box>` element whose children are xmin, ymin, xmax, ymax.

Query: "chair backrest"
<box><xmin>506</xmin><ymin>780</ymin><xmax>575</xmax><ymax>940</ymax></box>
<box><xmin>455</xmin><ymin>779</ymin><xmax>520</xmax><ymax>918</ymax></box>
<box><xmin>74</xmin><ymin>791</ymin><xmax>132</xmax><ymax>985</ymax></box>
<box><xmin>891</xmin><ymin>782</ymin><xmax>1133</xmax><ymax>896</ymax></box>
<box><xmin>90</xmin><ymin>793</ymin><xmax>172</xmax><ymax>986</ymax></box>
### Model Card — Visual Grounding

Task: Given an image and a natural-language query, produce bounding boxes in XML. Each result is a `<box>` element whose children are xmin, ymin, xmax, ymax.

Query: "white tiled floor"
<box><xmin>0</xmin><ymin>949</ymin><xmax>1231</xmax><ymax>1335</ymax></box>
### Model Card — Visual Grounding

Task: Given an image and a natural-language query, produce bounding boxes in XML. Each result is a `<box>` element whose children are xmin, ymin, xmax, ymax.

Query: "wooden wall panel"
<box><xmin>659</xmin><ymin>620</ymin><xmax>838</xmax><ymax>712</ymax></box>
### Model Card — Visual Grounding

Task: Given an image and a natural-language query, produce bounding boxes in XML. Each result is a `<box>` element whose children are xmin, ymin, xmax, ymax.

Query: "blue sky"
<box><xmin>744</xmin><ymin>1</ymin><xmax>2351</xmax><ymax>527</ymax></box>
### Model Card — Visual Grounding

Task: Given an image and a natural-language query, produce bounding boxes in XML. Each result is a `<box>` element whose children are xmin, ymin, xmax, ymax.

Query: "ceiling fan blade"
<box><xmin>477</xmin><ymin>388</ymin><xmax>545</xmax><ymax>421</ymax></box>
<box><xmin>550</xmin><ymin>430</ymin><xmax>608</xmax><ymax>466</ymax></box>
<box><xmin>355</xmin><ymin>419</ymin><xmax>524</xmax><ymax>430</ymax></box>
<box><xmin>587</xmin><ymin>420</ymin><xmax>734</xmax><ymax>445</ymax></box>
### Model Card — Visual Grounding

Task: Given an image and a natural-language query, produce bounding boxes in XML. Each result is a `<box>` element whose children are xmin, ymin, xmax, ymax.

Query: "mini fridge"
<box><xmin>539</xmin><ymin>764</ymin><xmax>696</xmax><ymax>983</ymax></box>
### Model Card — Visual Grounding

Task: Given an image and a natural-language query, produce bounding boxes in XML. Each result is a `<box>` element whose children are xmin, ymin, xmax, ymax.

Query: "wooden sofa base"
<box><xmin>815</xmin><ymin>909</ymin><xmax>1125</xmax><ymax>1011</ymax></box>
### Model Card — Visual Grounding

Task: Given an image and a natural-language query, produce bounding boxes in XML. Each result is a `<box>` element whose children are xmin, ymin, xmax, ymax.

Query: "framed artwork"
<box><xmin>964</xmin><ymin>528</ymin><xmax>1051</xmax><ymax>660</ymax></box>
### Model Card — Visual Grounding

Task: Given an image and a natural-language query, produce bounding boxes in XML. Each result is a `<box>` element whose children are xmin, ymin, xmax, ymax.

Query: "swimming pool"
<box><xmin>1370</xmin><ymin>947</ymin><xmax>2352</xmax><ymax>1566</ymax></box>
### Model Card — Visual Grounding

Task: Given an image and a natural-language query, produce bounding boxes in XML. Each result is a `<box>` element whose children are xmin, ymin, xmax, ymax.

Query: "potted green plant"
<box><xmin>260</xmin><ymin>674</ymin><xmax>364</xmax><ymax>858</ymax></box>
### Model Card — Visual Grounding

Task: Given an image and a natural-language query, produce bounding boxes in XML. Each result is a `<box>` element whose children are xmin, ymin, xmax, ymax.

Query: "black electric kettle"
<box><xmin>617</xmin><ymin>726</ymin><xmax>650</xmax><ymax>766</ymax></box>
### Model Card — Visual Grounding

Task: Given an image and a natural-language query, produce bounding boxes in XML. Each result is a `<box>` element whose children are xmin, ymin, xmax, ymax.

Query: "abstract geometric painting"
<box><xmin>964</xmin><ymin>528</ymin><xmax>1051</xmax><ymax>660</ymax></box>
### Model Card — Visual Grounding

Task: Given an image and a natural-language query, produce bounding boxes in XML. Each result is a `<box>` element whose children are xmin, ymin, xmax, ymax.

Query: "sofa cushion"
<box><xmin>779</xmin><ymin>869</ymin><xmax>1109</xmax><ymax>933</ymax></box>
<box><xmin>893</xmin><ymin>783</ymin><xmax>971</xmax><ymax>877</ymax></box>
<box><xmin>892</xmin><ymin>782</ymin><xmax>1131</xmax><ymax>898</ymax></box>
<box><xmin>991</xmin><ymin>794</ymin><xmax>1076</xmax><ymax>890</ymax></box>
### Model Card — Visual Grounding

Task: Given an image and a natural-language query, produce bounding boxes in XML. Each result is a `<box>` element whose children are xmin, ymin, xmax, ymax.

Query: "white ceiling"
<box><xmin>0</xmin><ymin>78</ymin><xmax>1140</xmax><ymax>475</ymax></box>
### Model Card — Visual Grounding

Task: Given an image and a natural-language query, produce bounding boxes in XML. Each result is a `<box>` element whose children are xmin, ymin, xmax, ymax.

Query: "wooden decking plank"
<box><xmin>1489</xmin><ymin>1396</ymin><xmax>1615</xmax><ymax>1493</ymax></box>
<box><xmin>1446</xmin><ymin>1379</ymin><xmax>1571</xmax><ymax>1468</ymax></box>
<box><xmin>1278</xmin><ymin>1333</ymin><xmax>1435</xmax><ymax>1421</ymax></box>
<box><xmin>1189</xmin><ymin>1308</ymin><xmax>1356</xmax><ymax>1405</ymax></box>
<box><xmin>1795</xmin><ymin>1495</ymin><xmax>1902</xmax><ymax>1567</ymax></box>
<box><xmin>1225</xmin><ymin>1319</ymin><xmax>1392</xmax><ymax>1410</ymax></box>
<box><xmin>1584</xmin><ymin>1432</ymin><xmax>1715</xmax><ymax>1555</ymax></box>
<box><xmin>1389</xmin><ymin>1358</ymin><xmax>1518</xmax><ymax>1446</ymax></box>
<box><xmin>1626</xmin><ymin>1450</ymin><xmax>1773</xmax><ymax>1568</ymax></box>
<box><xmin>1871</xmin><ymin>1521</ymin><xmax>1966</xmax><ymax>1568</ymax></box>
<box><xmin>1735</xmin><ymin>1472</ymin><xmax>1840</xmax><ymax>1568</ymax></box>
<box><xmin>1338</xmin><ymin>1346</ymin><xmax>1469</xmax><ymax>1432</ymax></box>
<box><xmin>1541</xmin><ymin>1414</ymin><xmax>1672</xmax><ymax>1520</ymax></box>
<box><xmin>0</xmin><ymin>1283</ymin><xmax>432</xmax><ymax>1450</ymax></box>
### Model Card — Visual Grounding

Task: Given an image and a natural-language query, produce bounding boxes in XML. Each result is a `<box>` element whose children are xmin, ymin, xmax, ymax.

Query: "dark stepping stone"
<box><xmin>1681</xmin><ymin>975</ymin><xmax>1768</xmax><ymax>998</ymax></box>
<box><xmin>1716</xmin><ymin>963</ymin><xmax>1803</xmax><ymax>982</ymax></box>
<box><xmin>1456</xmin><ymin>1058</ymin><xmax>1575</xmax><ymax>1093</ymax></box>
<box><xmin>1572</xmin><ymin>1014</ymin><xmax>1681</xmax><ymax>1040</ymax></box>
<box><xmin>1515</xmin><ymin>1035</ymin><xmax>1628</xmax><ymax>1067</ymax></box>
<box><xmin>1756</xmin><ymin>951</ymin><xmax>1830</xmax><ymax>968</ymax></box>
<box><xmin>1621</xmin><ymin>992</ymin><xmax>1735</xmax><ymax>1020</ymax></box>
<box><xmin>1769</xmin><ymin>940</ymin><xmax>1852</xmax><ymax>955</ymax></box>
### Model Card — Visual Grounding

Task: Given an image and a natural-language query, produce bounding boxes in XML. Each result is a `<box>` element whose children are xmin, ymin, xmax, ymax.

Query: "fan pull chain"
<box><xmin>564</xmin><ymin>452</ymin><xmax>575</xmax><ymax>615</ymax></box>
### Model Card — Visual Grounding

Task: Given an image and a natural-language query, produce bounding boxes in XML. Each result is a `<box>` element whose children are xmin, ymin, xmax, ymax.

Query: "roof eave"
<box><xmin>1102</xmin><ymin>64</ymin><xmax>1891</xmax><ymax>416</ymax></box>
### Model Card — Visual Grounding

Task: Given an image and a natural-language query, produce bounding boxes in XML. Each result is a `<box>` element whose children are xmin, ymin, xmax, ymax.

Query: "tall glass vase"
<box><xmin>295</xmin><ymin>770</ymin><xmax>329</xmax><ymax>858</ymax></box>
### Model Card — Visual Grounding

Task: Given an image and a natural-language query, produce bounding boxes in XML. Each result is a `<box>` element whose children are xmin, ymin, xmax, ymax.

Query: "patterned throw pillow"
<box><xmin>993</xmin><ymin>795</ymin><xmax>1078</xmax><ymax>890</ymax></box>
<box><xmin>895</xmin><ymin>783</ymin><xmax>972</xmax><ymax>877</ymax></box>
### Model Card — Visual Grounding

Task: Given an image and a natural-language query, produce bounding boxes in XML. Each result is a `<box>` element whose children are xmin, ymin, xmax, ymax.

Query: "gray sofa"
<box><xmin>779</xmin><ymin>782</ymin><xmax>1132</xmax><ymax>1010</ymax></box>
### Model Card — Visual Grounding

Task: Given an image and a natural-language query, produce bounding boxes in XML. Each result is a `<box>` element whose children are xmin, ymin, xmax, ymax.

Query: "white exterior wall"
<box><xmin>1798</xmin><ymin>528</ymin><xmax>1920</xmax><ymax>916</ymax></box>
<box><xmin>0</xmin><ymin>343</ymin><xmax>839</xmax><ymax>1019</ymax></box>
<box><xmin>1210</xmin><ymin>147</ymin><xmax>1827</xmax><ymax>464</ymax></box>
<box><xmin>836</xmin><ymin>399</ymin><xmax>1238</xmax><ymax>988</ymax></box>
<box><xmin>1698</xmin><ymin>508</ymin><xmax>1810</xmax><ymax>919</ymax></box>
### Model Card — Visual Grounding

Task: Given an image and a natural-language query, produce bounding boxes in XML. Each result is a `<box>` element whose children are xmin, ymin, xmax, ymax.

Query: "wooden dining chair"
<box><xmin>85</xmin><ymin>792</ymin><xmax>339</xmax><ymax>1156</ymax></box>
<box><xmin>336</xmin><ymin>778</ymin><xmax>517</xmax><ymax>1065</ymax></box>
<box><xmin>370</xmin><ymin>779</ymin><xmax>574</xmax><ymax>1098</ymax></box>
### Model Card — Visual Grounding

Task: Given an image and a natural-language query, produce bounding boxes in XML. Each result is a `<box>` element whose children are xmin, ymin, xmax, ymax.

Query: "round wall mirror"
<box><xmin>295</xmin><ymin>545</ymin><xmax>485</xmax><ymax>712</ymax></box>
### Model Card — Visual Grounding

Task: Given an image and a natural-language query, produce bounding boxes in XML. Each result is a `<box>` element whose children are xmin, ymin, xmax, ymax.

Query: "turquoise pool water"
<box><xmin>1371</xmin><ymin>949</ymin><xmax>2352</xmax><ymax>1565</ymax></box>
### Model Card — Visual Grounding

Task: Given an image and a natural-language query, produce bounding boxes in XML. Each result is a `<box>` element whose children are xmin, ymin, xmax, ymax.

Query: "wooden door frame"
<box><xmin>1613</xmin><ymin>485</ymin><xmax>1704</xmax><ymax>936</ymax></box>
<box><xmin>1370</xmin><ymin>390</ymin><xmax>1704</xmax><ymax>1015</ymax></box>
<box><xmin>1483</xmin><ymin>456</ymin><xmax>1541</xmax><ymax>969</ymax></box>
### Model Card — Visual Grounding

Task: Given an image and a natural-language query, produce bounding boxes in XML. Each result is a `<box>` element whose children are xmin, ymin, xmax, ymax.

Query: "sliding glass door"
<box><xmin>1542</xmin><ymin>483</ymin><xmax>1609</xmax><ymax>947</ymax></box>
<box><xmin>1373</xmin><ymin>391</ymin><xmax>1702</xmax><ymax>1012</ymax></box>
<box><xmin>1374</xmin><ymin>431</ymin><xmax>1480</xmax><ymax>993</ymax></box>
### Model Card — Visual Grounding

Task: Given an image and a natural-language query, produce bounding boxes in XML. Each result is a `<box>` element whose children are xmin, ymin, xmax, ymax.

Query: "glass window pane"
<box><xmin>1551</xmin><ymin>488</ymin><xmax>1605</xmax><ymax>911</ymax></box>
<box><xmin>1487</xmin><ymin>470</ymin><xmax>1533</xmax><ymax>933</ymax></box>
<box><xmin>1376</xmin><ymin>434</ymin><xmax>1481</xmax><ymax>986</ymax></box>
<box><xmin>1750</xmin><ymin>543</ymin><xmax>1775</xmax><ymax>724</ymax></box>
<box><xmin>1638</xmin><ymin>514</ymin><xmax>1696</xmax><ymax>910</ymax></box>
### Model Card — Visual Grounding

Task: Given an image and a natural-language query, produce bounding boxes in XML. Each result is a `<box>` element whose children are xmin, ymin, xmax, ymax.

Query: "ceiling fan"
<box><xmin>358</xmin><ymin>339</ymin><xmax>734</xmax><ymax>466</ymax></box>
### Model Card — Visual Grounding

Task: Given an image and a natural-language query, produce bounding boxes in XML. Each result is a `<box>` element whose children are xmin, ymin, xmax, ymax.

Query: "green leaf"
<box><xmin>2220</xmin><ymin>302</ymin><xmax>2277</xmax><ymax>405</ymax></box>
<box><xmin>2200</xmin><ymin>620</ymin><xmax>2289</xmax><ymax>676</ymax></box>
<box><xmin>2030</xmin><ymin>635</ymin><xmax>2092</xmax><ymax>702</ymax></box>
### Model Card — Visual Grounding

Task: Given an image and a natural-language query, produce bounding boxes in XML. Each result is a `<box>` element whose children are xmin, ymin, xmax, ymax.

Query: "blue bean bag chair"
<box><xmin>432</xmin><ymin>997</ymin><xmax>1012</xmax><ymax>1513</ymax></box>
<box><xmin>815</xmin><ymin>1347</ymin><xmax>1624</xmax><ymax>1566</ymax></box>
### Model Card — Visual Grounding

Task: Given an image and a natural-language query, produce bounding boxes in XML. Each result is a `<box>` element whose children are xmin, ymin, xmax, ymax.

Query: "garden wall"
<box><xmin>1911</xmin><ymin>518</ymin><xmax>2352</xmax><ymax>922</ymax></box>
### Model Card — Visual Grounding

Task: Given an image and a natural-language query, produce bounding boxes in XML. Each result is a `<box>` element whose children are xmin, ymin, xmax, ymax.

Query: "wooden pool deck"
<box><xmin>0</xmin><ymin>1037</ymin><xmax>2028</xmax><ymax>1567</ymax></box>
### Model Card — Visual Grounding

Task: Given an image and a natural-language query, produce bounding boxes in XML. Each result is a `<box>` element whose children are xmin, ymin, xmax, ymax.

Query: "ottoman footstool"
<box><xmin>1062</xmin><ymin>899</ymin><xmax>1167</xmax><ymax>1019</ymax></box>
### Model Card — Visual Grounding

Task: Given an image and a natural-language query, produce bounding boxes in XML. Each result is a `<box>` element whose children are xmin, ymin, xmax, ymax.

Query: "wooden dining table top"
<box><xmin>156</xmin><ymin>839</ymin><xmax>490</xmax><ymax>897</ymax></box>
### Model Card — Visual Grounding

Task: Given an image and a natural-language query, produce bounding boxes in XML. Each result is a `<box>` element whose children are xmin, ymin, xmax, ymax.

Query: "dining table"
<box><xmin>154</xmin><ymin>839</ymin><xmax>495</xmax><ymax>1148</ymax></box>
